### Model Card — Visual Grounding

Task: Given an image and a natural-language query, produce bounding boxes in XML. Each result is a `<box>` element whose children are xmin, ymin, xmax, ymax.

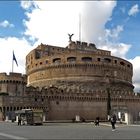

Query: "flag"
<box><xmin>13</xmin><ymin>51</ymin><xmax>18</xmax><ymax>66</ymax></box>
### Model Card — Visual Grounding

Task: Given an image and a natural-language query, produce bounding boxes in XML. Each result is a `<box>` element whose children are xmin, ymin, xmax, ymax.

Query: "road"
<box><xmin>0</xmin><ymin>122</ymin><xmax>140</xmax><ymax>139</ymax></box>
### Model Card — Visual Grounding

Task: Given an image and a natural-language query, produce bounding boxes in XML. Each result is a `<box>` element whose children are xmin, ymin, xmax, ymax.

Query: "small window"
<box><xmin>120</xmin><ymin>61</ymin><xmax>125</xmax><ymax>66</ymax></box>
<box><xmin>46</xmin><ymin>60</ymin><xmax>48</xmax><ymax>64</ymax></box>
<box><xmin>40</xmin><ymin>62</ymin><xmax>42</xmax><ymax>65</ymax></box>
<box><xmin>114</xmin><ymin>60</ymin><xmax>117</xmax><ymax>64</ymax></box>
<box><xmin>56</xmin><ymin>101</ymin><xmax>59</xmax><ymax>105</ymax></box>
<box><xmin>127</xmin><ymin>64</ymin><xmax>130</xmax><ymax>68</ymax></box>
<box><xmin>97</xmin><ymin>58</ymin><xmax>101</xmax><ymax>61</ymax></box>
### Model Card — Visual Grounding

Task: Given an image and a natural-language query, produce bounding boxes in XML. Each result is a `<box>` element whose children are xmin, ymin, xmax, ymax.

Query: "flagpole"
<box><xmin>12</xmin><ymin>59</ymin><xmax>14</xmax><ymax>73</ymax></box>
<box><xmin>79</xmin><ymin>13</ymin><xmax>81</xmax><ymax>42</ymax></box>
<box><xmin>12</xmin><ymin>51</ymin><xmax>14</xmax><ymax>73</ymax></box>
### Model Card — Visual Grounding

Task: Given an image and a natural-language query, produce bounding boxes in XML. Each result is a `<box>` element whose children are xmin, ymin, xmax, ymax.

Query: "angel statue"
<box><xmin>68</xmin><ymin>33</ymin><xmax>74</xmax><ymax>42</ymax></box>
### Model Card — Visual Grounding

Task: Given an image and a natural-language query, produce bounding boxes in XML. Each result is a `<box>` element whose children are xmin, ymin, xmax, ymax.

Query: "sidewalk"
<box><xmin>100</xmin><ymin>122</ymin><xmax>126</xmax><ymax>127</ymax></box>
<box><xmin>100</xmin><ymin>122</ymin><xmax>140</xmax><ymax>127</ymax></box>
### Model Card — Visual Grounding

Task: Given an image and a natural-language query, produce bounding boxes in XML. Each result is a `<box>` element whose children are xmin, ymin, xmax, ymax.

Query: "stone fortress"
<box><xmin>0</xmin><ymin>39</ymin><xmax>140</xmax><ymax>124</ymax></box>
<box><xmin>26</xmin><ymin>41</ymin><xmax>133</xmax><ymax>92</ymax></box>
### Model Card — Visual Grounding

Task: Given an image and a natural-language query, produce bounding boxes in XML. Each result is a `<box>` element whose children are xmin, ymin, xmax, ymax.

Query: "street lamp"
<box><xmin>106</xmin><ymin>75</ymin><xmax>111</xmax><ymax>120</ymax></box>
<box><xmin>107</xmin><ymin>87</ymin><xmax>111</xmax><ymax>120</ymax></box>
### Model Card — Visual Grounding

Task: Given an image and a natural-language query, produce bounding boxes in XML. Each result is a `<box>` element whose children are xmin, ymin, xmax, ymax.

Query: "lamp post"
<box><xmin>107</xmin><ymin>87</ymin><xmax>111</xmax><ymax>120</ymax></box>
<box><xmin>106</xmin><ymin>75</ymin><xmax>111</xmax><ymax>120</ymax></box>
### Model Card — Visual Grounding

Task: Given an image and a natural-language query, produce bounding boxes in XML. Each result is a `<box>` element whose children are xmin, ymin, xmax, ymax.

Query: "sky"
<box><xmin>0</xmin><ymin>1</ymin><xmax>140</xmax><ymax>92</ymax></box>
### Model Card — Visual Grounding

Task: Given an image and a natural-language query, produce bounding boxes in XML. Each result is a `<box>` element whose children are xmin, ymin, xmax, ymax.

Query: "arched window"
<box><xmin>104</xmin><ymin>58</ymin><xmax>111</xmax><ymax>63</ymax></box>
<box><xmin>97</xmin><ymin>58</ymin><xmax>101</xmax><ymax>61</ymax></box>
<box><xmin>114</xmin><ymin>60</ymin><xmax>117</xmax><ymax>64</ymax></box>
<box><xmin>120</xmin><ymin>61</ymin><xmax>125</xmax><ymax>66</ymax></box>
<box><xmin>53</xmin><ymin>58</ymin><xmax>61</xmax><ymax>64</ymax></box>
<box><xmin>67</xmin><ymin>57</ymin><xmax>76</xmax><ymax>63</ymax></box>
<box><xmin>127</xmin><ymin>64</ymin><xmax>130</xmax><ymax>68</ymax></box>
<box><xmin>81</xmin><ymin>57</ymin><xmax>92</xmax><ymax>62</ymax></box>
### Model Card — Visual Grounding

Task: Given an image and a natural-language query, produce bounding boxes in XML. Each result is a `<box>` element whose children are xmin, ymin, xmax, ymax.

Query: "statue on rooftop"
<box><xmin>68</xmin><ymin>33</ymin><xmax>74</xmax><ymax>42</ymax></box>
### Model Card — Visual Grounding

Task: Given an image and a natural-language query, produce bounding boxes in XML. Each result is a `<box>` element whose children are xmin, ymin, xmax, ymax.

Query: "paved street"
<box><xmin>0</xmin><ymin>122</ymin><xmax>140</xmax><ymax>139</ymax></box>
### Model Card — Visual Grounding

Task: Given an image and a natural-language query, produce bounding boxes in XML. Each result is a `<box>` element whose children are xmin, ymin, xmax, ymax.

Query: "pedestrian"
<box><xmin>18</xmin><ymin>116</ymin><xmax>21</xmax><ymax>126</ymax></box>
<box><xmin>110</xmin><ymin>114</ymin><xmax>117</xmax><ymax>131</ymax></box>
<box><xmin>95</xmin><ymin>116</ymin><xmax>100</xmax><ymax>126</ymax></box>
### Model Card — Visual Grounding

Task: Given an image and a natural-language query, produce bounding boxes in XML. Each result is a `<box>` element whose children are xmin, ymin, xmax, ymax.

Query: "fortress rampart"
<box><xmin>26</xmin><ymin>41</ymin><xmax>133</xmax><ymax>93</ymax></box>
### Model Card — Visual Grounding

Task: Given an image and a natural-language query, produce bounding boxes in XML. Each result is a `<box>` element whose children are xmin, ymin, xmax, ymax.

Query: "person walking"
<box><xmin>18</xmin><ymin>116</ymin><xmax>21</xmax><ymax>126</ymax></box>
<box><xmin>95</xmin><ymin>116</ymin><xmax>100</xmax><ymax>126</ymax></box>
<box><xmin>110</xmin><ymin>114</ymin><xmax>117</xmax><ymax>131</ymax></box>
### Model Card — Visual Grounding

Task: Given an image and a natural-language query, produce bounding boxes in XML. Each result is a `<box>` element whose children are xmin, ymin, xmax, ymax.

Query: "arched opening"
<box><xmin>53</xmin><ymin>58</ymin><xmax>61</xmax><ymax>64</ymax></box>
<box><xmin>104</xmin><ymin>58</ymin><xmax>111</xmax><ymax>63</ymax></box>
<box><xmin>67</xmin><ymin>57</ymin><xmax>76</xmax><ymax>63</ymax></box>
<box><xmin>120</xmin><ymin>61</ymin><xmax>125</xmax><ymax>66</ymax></box>
<box><xmin>82</xmin><ymin>57</ymin><xmax>92</xmax><ymax>62</ymax></box>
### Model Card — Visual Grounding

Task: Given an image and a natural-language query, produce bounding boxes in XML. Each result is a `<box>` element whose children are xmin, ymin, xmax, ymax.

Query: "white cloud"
<box><xmin>0</xmin><ymin>20</ymin><xmax>14</xmax><ymax>28</ymax></box>
<box><xmin>120</xmin><ymin>7</ymin><xmax>126</xmax><ymax>14</ymax></box>
<box><xmin>20</xmin><ymin>1</ymin><xmax>37</xmax><ymax>10</ymax></box>
<box><xmin>22</xmin><ymin>1</ymin><xmax>117</xmax><ymax>47</ymax></box>
<box><xmin>129</xmin><ymin>57</ymin><xmax>140</xmax><ymax>92</ymax></box>
<box><xmin>128</xmin><ymin>4</ymin><xmax>139</xmax><ymax>16</ymax></box>
<box><xmin>0</xmin><ymin>37</ymin><xmax>32</xmax><ymax>74</ymax></box>
<box><xmin>105</xmin><ymin>25</ymin><xmax>123</xmax><ymax>41</ymax></box>
<box><xmin>97</xmin><ymin>25</ymin><xmax>130</xmax><ymax>58</ymax></box>
<box><xmin>99</xmin><ymin>43</ymin><xmax>131</xmax><ymax>59</ymax></box>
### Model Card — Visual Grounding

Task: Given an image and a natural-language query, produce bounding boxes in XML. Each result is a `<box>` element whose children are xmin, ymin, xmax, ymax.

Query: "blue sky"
<box><xmin>105</xmin><ymin>1</ymin><xmax>140</xmax><ymax>59</ymax></box>
<box><xmin>0</xmin><ymin>1</ymin><xmax>140</xmax><ymax>91</ymax></box>
<box><xmin>0</xmin><ymin>1</ymin><xmax>25</xmax><ymax>37</ymax></box>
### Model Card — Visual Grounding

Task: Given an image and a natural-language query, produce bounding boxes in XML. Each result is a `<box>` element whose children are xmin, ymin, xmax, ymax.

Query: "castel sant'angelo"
<box><xmin>0</xmin><ymin>36</ymin><xmax>140</xmax><ymax>124</ymax></box>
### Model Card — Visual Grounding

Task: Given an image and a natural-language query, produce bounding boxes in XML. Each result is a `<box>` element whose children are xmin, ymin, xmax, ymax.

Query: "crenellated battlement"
<box><xmin>0</xmin><ymin>72</ymin><xmax>27</xmax><ymax>96</ymax></box>
<box><xmin>0</xmin><ymin>72</ymin><xmax>26</xmax><ymax>82</ymax></box>
<box><xmin>67</xmin><ymin>41</ymin><xmax>97</xmax><ymax>50</ymax></box>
